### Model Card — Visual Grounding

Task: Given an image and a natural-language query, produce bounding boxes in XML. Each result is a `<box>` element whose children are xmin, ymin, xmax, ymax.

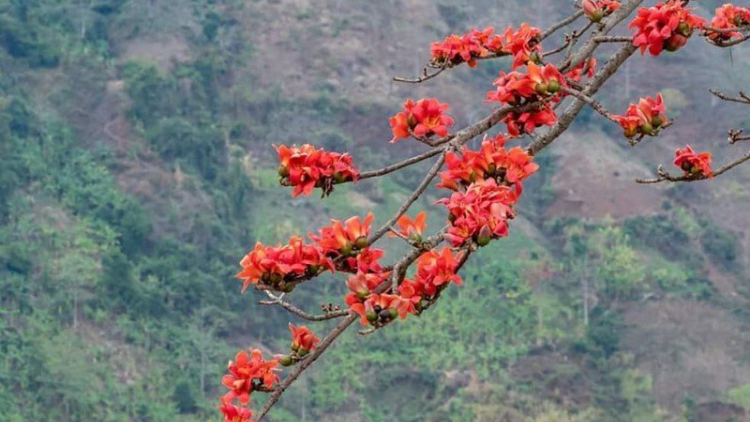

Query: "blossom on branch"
<box><xmin>276</xmin><ymin>144</ymin><xmax>359</xmax><ymax>197</ymax></box>
<box><xmin>414</xmin><ymin>247</ymin><xmax>463</xmax><ymax>296</ymax></box>
<box><xmin>705</xmin><ymin>4</ymin><xmax>750</xmax><ymax>41</ymax></box>
<box><xmin>221</xmin><ymin>349</ymin><xmax>279</xmax><ymax>405</ymax></box>
<box><xmin>390</xmin><ymin>211</ymin><xmax>427</xmax><ymax>242</ymax></box>
<box><xmin>289</xmin><ymin>323</ymin><xmax>320</xmax><ymax>354</ymax></box>
<box><xmin>566</xmin><ymin>57</ymin><xmax>597</xmax><ymax>82</ymax></box>
<box><xmin>486</xmin><ymin>62</ymin><xmax>566</xmax><ymax>105</ymax></box>
<box><xmin>350</xmin><ymin>293</ymin><xmax>412</xmax><ymax>326</ymax></box>
<box><xmin>430</xmin><ymin>28</ymin><xmax>502</xmax><ymax>68</ymax></box>
<box><xmin>390</xmin><ymin>98</ymin><xmax>455</xmax><ymax>143</ymax></box>
<box><xmin>629</xmin><ymin>1</ymin><xmax>705</xmax><ymax>56</ymax></box>
<box><xmin>582</xmin><ymin>0</ymin><xmax>621</xmax><ymax>23</ymax></box>
<box><xmin>503</xmin><ymin>106</ymin><xmax>558</xmax><ymax>137</ymax></box>
<box><xmin>438</xmin><ymin>179</ymin><xmax>520</xmax><ymax>247</ymax></box>
<box><xmin>674</xmin><ymin>145</ymin><xmax>713</xmax><ymax>177</ymax></box>
<box><xmin>236</xmin><ymin>237</ymin><xmax>333</xmax><ymax>293</ymax></box>
<box><xmin>312</xmin><ymin>213</ymin><xmax>373</xmax><ymax>256</ymax></box>
<box><xmin>438</xmin><ymin>134</ymin><xmax>538</xmax><ymax>191</ymax></box>
<box><xmin>613</xmin><ymin>94</ymin><xmax>669</xmax><ymax>138</ymax></box>
<box><xmin>501</xmin><ymin>23</ymin><xmax>543</xmax><ymax>69</ymax></box>
<box><xmin>216</xmin><ymin>401</ymin><xmax>256</xmax><ymax>422</ymax></box>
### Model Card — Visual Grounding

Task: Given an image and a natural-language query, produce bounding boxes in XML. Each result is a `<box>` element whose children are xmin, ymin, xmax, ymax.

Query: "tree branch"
<box><xmin>259</xmin><ymin>291</ymin><xmax>350</xmax><ymax>321</ymax></box>
<box><xmin>636</xmin><ymin>151</ymin><xmax>750</xmax><ymax>184</ymax></box>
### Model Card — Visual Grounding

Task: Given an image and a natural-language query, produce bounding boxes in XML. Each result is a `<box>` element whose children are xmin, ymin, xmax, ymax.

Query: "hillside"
<box><xmin>1</xmin><ymin>1</ymin><xmax>750</xmax><ymax>421</ymax></box>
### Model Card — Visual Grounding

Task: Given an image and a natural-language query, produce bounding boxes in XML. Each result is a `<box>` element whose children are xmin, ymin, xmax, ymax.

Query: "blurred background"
<box><xmin>1</xmin><ymin>0</ymin><xmax>750</xmax><ymax>421</ymax></box>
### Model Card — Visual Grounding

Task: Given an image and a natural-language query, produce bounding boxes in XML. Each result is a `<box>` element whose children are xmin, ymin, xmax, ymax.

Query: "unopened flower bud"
<box><xmin>340</xmin><ymin>242</ymin><xmax>353</xmax><ymax>256</ymax></box>
<box><xmin>389</xmin><ymin>308</ymin><xmax>399</xmax><ymax>319</ymax></box>
<box><xmin>651</xmin><ymin>116</ymin><xmax>663</xmax><ymax>128</ymax></box>
<box><xmin>366</xmin><ymin>310</ymin><xmax>378</xmax><ymax>322</ymax></box>
<box><xmin>278</xmin><ymin>165</ymin><xmax>290</xmax><ymax>178</ymax></box>
<box><xmin>279</xmin><ymin>355</ymin><xmax>294</xmax><ymax>367</ymax></box>
<box><xmin>623</xmin><ymin>127</ymin><xmax>638</xmax><ymax>138</ymax></box>
<box><xmin>589</xmin><ymin>10</ymin><xmax>604</xmax><ymax>23</ymax></box>
<box><xmin>379</xmin><ymin>309</ymin><xmax>392</xmax><ymax>320</ymax></box>
<box><xmin>548</xmin><ymin>80</ymin><xmax>561</xmax><ymax>94</ymax></box>
<box><xmin>333</xmin><ymin>172</ymin><xmax>347</xmax><ymax>183</ymax></box>
<box><xmin>297</xmin><ymin>348</ymin><xmax>309</xmax><ymax>357</ymax></box>
<box><xmin>357</xmin><ymin>290</ymin><xmax>370</xmax><ymax>301</ymax></box>
<box><xmin>354</xmin><ymin>236</ymin><xmax>369</xmax><ymax>250</ymax></box>
<box><xmin>677</xmin><ymin>21</ymin><xmax>691</xmax><ymax>37</ymax></box>
<box><xmin>640</xmin><ymin>122</ymin><xmax>654</xmax><ymax>135</ymax></box>
<box><xmin>535</xmin><ymin>83</ymin><xmax>549</xmax><ymax>96</ymax></box>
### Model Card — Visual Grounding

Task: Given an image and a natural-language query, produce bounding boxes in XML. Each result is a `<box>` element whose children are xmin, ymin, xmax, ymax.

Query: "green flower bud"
<box><xmin>548</xmin><ymin>80</ymin><xmax>561</xmax><ymax>94</ymax></box>
<box><xmin>279</xmin><ymin>355</ymin><xmax>294</xmax><ymax>367</ymax></box>
<box><xmin>366</xmin><ymin>310</ymin><xmax>378</xmax><ymax>322</ymax></box>
<box><xmin>534</xmin><ymin>83</ymin><xmax>549</xmax><ymax>96</ymax></box>
<box><xmin>357</xmin><ymin>290</ymin><xmax>370</xmax><ymax>301</ymax></box>
<box><xmin>651</xmin><ymin>116</ymin><xmax>663</xmax><ymax>128</ymax></box>
<box><xmin>354</xmin><ymin>236</ymin><xmax>369</xmax><ymax>250</ymax></box>
<box><xmin>278</xmin><ymin>165</ymin><xmax>290</xmax><ymax>178</ymax></box>
<box><xmin>640</xmin><ymin>122</ymin><xmax>654</xmax><ymax>135</ymax></box>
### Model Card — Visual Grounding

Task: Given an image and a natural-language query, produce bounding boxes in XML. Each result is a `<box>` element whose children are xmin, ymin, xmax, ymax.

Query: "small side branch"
<box><xmin>710</xmin><ymin>89</ymin><xmax>750</xmax><ymax>105</ymax></box>
<box><xmin>636</xmin><ymin>151</ymin><xmax>750</xmax><ymax>184</ymax></box>
<box><xmin>561</xmin><ymin>86</ymin><xmax>617</xmax><ymax>121</ymax></box>
<box><xmin>393</xmin><ymin>67</ymin><xmax>447</xmax><ymax>84</ymax></box>
<box><xmin>259</xmin><ymin>292</ymin><xmax>350</xmax><ymax>322</ymax></box>
<box><xmin>359</xmin><ymin>148</ymin><xmax>444</xmax><ymax>180</ymax></box>
<box><xmin>368</xmin><ymin>152</ymin><xmax>447</xmax><ymax>244</ymax></box>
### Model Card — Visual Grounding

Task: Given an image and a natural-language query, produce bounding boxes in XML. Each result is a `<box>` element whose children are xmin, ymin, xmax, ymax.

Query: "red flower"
<box><xmin>674</xmin><ymin>145</ymin><xmax>713</xmax><ymax>177</ymax></box>
<box><xmin>438</xmin><ymin>134</ymin><xmax>538</xmax><ymax>190</ymax></box>
<box><xmin>217</xmin><ymin>401</ymin><xmax>256</xmax><ymax>422</ymax></box>
<box><xmin>414</xmin><ymin>247</ymin><xmax>463</xmax><ymax>296</ymax></box>
<box><xmin>350</xmin><ymin>293</ymin><xmax>412</xmax><ymax>325</ymax></box>
<box><xmin>236</xmin><ymin>237</ymin><xmax>333</xmax><ymax>293</ymax></box>
<box><xmin>390</xmin><ymin>211</ymin><xmax>427</xmax><ymax>241</ymax></box>
<box><xmin>500</xmin><ymin>23</ymin><xmax>543</xmax><ymax>69</ymax></box>
<box><xmin>566</xmin><ymin>57</ymin><xmax>597</xmax><ymax>82</ymax></box>
<box><xmin>345</xmin><ymin>271</ymin><xmax>389</xmax><ymax>306</ymax></box>
<box><xmin>288</xmin><ymin>324</ymin><xmax>320</xmax><ymax>353</ymax></box>
<box><xmin>613</xmin><ymin>94</ymin><xmax>668</xmax><ymax>138</ymax></box>
<box><xmin>705</xmin><ymin>4</ymin><xmax>750</xmax><ymax>41</ymax></box>
<box><xmin>503</xmin><ymin>106</ymin><xmax>558</xmax><ymax>137</ymax></box>
<box><xmin>312</xmin><ymin>213</ymin><xmax>374</xmax><ymax>256</ymax></box>
<box><xmin>390</xmin><ymin>98</ymin><xmax>455</xmax><ymax>143</ymax></box>
<box><xmin>430</xmin><ymin>27</ymin><xmax>506</xmax><ymax>68</ymax></box>
<box><xmin>437</xmin><ymin>179</ymin><xmax>520</xmax><ymax>247</ymax></box>
<box><xmin>275</xmin><ymin>144</ymin><xmax>359</xmax><ymax>197</ymax></box>
<box><xmin>629</xmin><ymin>1</ymin><xmax>705</xmax><ymax>56</ymax></box>
<box><xmin>487</xmin><ymin>62</ymin><xmax>566</xmax><ymax>106</ymax></box>
<box><xmin>221</xmin><ymin>349</ymin><xmax>279</xmax><ymax>405</ymax></box>
<box><xmin>582</xmin><ymin>0</ymin><xmax>621</xmax><ymax>23</ymax></box>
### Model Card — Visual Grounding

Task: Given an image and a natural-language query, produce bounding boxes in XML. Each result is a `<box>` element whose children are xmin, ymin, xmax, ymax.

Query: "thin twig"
<box><xmin>636</xmin><ymin>151</ymin><xmax>750</xmax><ymax>184</ymax></box>
<box><xmin>393</xmin><ymin>67</ymin><xmax>447</xmax><ymax>84</ymax></box>
<box><xmin>368</xmin><ymin>153</ymin><xmax>447</xmax><ymax>244</ymax></box>
<box><xmin>359</xmin><ymin>147</ymin><xmax>444</xmax><ymax>180</ymax></box>
<box><xmin>259</xmin><ymin>292</ymin><xmax>350</xmax><ymax>321</ymax></box>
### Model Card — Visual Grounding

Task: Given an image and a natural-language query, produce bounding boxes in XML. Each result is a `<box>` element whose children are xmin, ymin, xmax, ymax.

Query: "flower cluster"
<box><xmin>211</xmin><ymin>348</ymin><xmax>280</xmax><ymax>422</ymax></box>
<box><xmin>431</xmin><ymin>27</ymin><xmax>502</xmax><ymax>68</ymax></box>
<box><xmin>629</xmin><ymin>1</ymin><xmax>705</xmax><ymax>56</ymax></box>
<box><xmin>236</xmin><ymin>237</ymin><xmax>333</xmax><ymax>293</ymax></box>
<box><xmin>486</xmin><ymin>62</ymin><xmax>566</xmax><ymax>136</ymax></box>
<box><xmin>504</xmin><ymin>107</ymin><xmax>559</xmax><ymax>137</ymax></box>
<box><xmin>390</xmin><ymin>98</ymin><xmax>455</xmax><ymax>143</ymax></box>
<box><xmin>221</xmin><ymin>349</ymin><xmax>280</xmax><ymax>402</ymax></box>
<box><xmin>398</xmin><ymin>247</ymin><xmax>464</xmax><ymax>311</ymax></box>
<box><xmin>276</xmin><ymin>144</ymin><xmax>359</xmax><ymax>197</ymax></box>
<box><xmin>311</xmin><ymin>213</ymin><xmax>385</xmax><ymax>273</ymax></box>
<box><xmin>487</xmin><ymin>62</ymin><xmax>566</xmax><ymax>105</ymax></box>
<box><xmin>613</xmin><ymin>94</ymin><xmax>669</xmax><ymax>138</ymax></box>
<box><xmin>439</xmin><ymin>134</ymin><xmax>539</xmax><ymax>191</ymax></box>
<box><xmin>582</xmin><ymin>0</ymin><xmax>621</xmax><ymax>23</ymax></box>
<box><xmin>349</xmin><ymin>293</ymin><xmax>412</xmax><ymax>326</ymax></box>
<box><xmin>502</xmin><ymin>24</ymin><xmax>544</xmax><ymax>69</ymax></box>
<box><xmin>674</xmin><ymin>145</ymin><xmax>713</xmax><ymax>177</ymax></box>
<box><xmin>430</xmin><ymin>24</ymin><xmax>542</xmax><ymax>70</ymax></box>
<box><xmin>705</xmin><ymin>4</ymin><xmax>750</xmax><ymax>42</ymax></box>
<box><xmin>438</xmin><ymin>179</ymin><xmax>520</xmax><ymax>247</ymax></box>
